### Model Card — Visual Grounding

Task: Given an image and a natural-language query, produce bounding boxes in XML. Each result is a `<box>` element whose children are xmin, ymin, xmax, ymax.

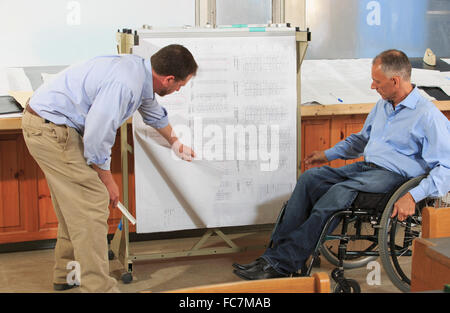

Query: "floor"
<box><xmin>0</xmin><ymin>230</ymin><xmax>403</xmax><ymax>293</ymax></box>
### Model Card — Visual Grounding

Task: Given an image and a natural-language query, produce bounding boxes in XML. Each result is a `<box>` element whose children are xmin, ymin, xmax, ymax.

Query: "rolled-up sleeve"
<box><xmin>138</xmin><ymin>97</ymin><xmax>169</xmax><ymax>129</ymax></box>
<box><xmin>409</xmin><ymin>112</ymin><xmax>450</xmax><ymax>202</ymax></box>
<box><xmin>83</xmin><ymin>81</ymin><xmax>133</xmax><ymax>170</ymax></box>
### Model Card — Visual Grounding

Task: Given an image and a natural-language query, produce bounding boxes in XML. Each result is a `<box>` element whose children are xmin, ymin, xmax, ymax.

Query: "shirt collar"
<box><xmin>142</xmin><ymin>58</ymin><xmax>154</xmax><ymax>99</ymax></box>
<box><xmin>396</xmin><ymin>85</ymin><xmax>420</xmax><ymax>110</ymax></box>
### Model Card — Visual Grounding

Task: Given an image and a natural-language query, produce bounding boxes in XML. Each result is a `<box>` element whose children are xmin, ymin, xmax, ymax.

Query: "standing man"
<box><xmin>233</xmin><ymin>49</ymin><xmax>450</xmax><ymax>280</ymax></box>
<box><xmin>22</xmin><ymin>44</ymin><xmax>198</xmax><ymax>292</ymax></box>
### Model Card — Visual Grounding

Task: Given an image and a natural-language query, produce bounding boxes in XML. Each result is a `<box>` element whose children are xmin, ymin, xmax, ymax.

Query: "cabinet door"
<box><xmin>330</xmin><ymin>115</ymin><xmax>367</xmax><ymax>168</ymax></box>
<box><xmin>301</xmin><ymin>118</ymin><xmax>331</xmax><ymax>173</ymax></box>
<box><xmin>0</xmin><ymin>132</ymin><xmax>47</xmax><ymax>244</ymax></box>
<box><xmin>0</xmin><ymin>133</ymin><xmax>23</xmax><ymax>234</ymax></box>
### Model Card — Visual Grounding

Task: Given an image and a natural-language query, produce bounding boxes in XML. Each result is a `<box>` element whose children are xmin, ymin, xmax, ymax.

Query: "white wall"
<box><xmin>0</xmin><ymin>0</ymin><xmax>195</xmax><ymax>67</ymax></box>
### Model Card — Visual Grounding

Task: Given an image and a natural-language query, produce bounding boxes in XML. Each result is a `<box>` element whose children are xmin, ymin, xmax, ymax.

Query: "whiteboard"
<box><xmin>133</xmin><ymin>28</ymin><xmax>298</xmax><ymax>233</ymax></box>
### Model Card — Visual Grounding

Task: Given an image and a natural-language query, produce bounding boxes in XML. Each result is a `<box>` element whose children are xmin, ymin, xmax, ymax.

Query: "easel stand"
<box><xmin>109</xmin><ymin>27</ymin><xmax>310</xmax><ymax>284</ymax></box>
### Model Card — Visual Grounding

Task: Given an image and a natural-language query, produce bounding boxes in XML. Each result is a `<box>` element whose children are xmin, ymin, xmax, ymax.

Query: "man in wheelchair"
<box><xmin>232</xmin><ymin>49</ymin><xmax>450</xmax><ymax>283</ymax></box>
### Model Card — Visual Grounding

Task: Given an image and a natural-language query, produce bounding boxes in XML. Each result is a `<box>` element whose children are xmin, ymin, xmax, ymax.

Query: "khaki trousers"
<box><xmin>22</xmin><ymin>110</ymin><xmax>119</xmax><ymax>293</ymax></box>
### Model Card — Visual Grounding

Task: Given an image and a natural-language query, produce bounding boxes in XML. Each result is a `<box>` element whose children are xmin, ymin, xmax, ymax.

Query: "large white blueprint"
<box><xmin>133</xmin><ymin>33</ymin><xmax>297</xmax><ymax>233</ymax></box>
<box><xmin>301</xmin><ymin>59</ymin><xmax>380</xmax><ymax>105</ymax></box>
<box><xmin>134</xmin><ymin>114</ymin><xmax>224</xmax><ymax>233</ymax></box>
<box><xmin>301</xmin><ymin>58</ymin><xmax>450</xmax><ymax>105</ymax></box>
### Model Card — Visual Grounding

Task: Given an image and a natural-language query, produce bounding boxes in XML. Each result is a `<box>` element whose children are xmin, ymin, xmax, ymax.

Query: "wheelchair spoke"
<box><xmin>389</xmin><ymin>221</ymin><xmax>411</xmax><ymax>284</ymax></box>
<box><xmin>391</xmin><ymin>246</ymin><xmax>412</xmax><ymax>257</ymax></box>
<box><xmin>387</xmin><ymin>214</ymin><xmax>422</xmax><ymax>285</ymax></box>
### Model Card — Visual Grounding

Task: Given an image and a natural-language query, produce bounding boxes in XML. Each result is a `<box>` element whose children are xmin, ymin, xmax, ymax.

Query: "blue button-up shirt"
<box><xmin>29</xmin><ymin>55</ymin><xmax>168</xmax><ymax>170</ymax></box>
<box><xmin>325</xmin><ymin>87</ymin><xmax>450</xmax><ymax>202</ymax></box>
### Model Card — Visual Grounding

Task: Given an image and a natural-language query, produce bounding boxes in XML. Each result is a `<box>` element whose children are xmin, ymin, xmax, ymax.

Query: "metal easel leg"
<box><xmin>191</xmin><ymin>228</ymin><xmax>239</xmax><ymax>252</ymax></box>
<box><xmin>120</xmin><ymin>122</ymin><xmax>134</xmax><ymax>283</ymax></box>
<box><xmin>109</xmin><ymin>122</ymin><xmax>133</xmax><ymax>284</ymax></box>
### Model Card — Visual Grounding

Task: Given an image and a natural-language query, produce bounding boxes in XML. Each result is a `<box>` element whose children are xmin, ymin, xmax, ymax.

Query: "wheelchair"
<box><xmin>269</xmin><ymin>174</ymin><xmax>430</xmax><ymax>293</ymax></box>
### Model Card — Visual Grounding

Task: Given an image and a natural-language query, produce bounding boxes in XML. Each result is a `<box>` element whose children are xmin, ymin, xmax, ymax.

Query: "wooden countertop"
<box><xmin>300</xmin><ymin>100</ymin><xmax>450</xmax><ymax>117</ymax></box>
<box><xmin>0</xmin><ymin>117</ymin><xmax>22</xmax><ymax>131</ymax></box>
<box><xmin>2</xmin><ymin>100</ymin><xmax>450</xmax><ymax>131</ymax></box>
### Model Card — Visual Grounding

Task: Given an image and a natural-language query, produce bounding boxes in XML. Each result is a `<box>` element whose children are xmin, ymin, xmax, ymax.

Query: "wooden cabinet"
<box><xmin>0</xmin><ymin>132</ymin><xmax>28</xmax><ymax>239</ymax></box>
<box><xmin>329</xmin><ymin>115</ymin><xmax>366</xmax><ymax>168</ymax></box>
<box><xmin>301</xmin><ymin>118</ymin><xmax>331</xmax><ymax>172</ymax></box>
<box><xmin>0</xmin><ymin>131</ymin><xmax>48</xmax><ymax>243</ymax></box>
<box><xmin>0</xmin><ymin>126</ymin><xmax>135</xmax><ymax>244</ymax></box>
<box><xmin>301</xmin><ymin>114</ymin><xmax>366</xmax><ymax>172</ymax></box>
<box><xmin>411</xmin><ymin>207</ymin><xmax>450</xmax><ymax>292</ymax></box>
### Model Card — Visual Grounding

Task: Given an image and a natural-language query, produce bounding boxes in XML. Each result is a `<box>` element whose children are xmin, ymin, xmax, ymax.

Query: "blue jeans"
<box><xmin>262</xmin><ymin>161</ymin><xmax>406</xmax><ymax>275</ymax></box>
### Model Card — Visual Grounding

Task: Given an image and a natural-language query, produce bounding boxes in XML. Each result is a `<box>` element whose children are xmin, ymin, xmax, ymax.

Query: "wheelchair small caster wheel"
<box><xmin>108</xmin><ymin>250</ymin><xmax>115</xmax><ymax>260</ymax></box>
<box><xmin>333</xmin><ymin>279</ymin><xmax>361</xmax><ymax>293</ymax></box>
<box><xmin>121</xmin><ymin>272</ymin><xmax>133</xmax><ymax>284</ymax></box>
<box><xmin>312</xmin><ymin>256</ymin><xmax>321</xmax><ymax>268</ymax></box>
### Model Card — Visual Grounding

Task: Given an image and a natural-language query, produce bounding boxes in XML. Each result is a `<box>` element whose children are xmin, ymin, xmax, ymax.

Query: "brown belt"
<box><xmin>26</xmin><ymin>104</ymin><xmax>39</xmax><ymax>116</ymax></box>
<box><xmin>25</xmin><ymin>104</ymin><xmax>50</xmax><ymax>123</ymax></box>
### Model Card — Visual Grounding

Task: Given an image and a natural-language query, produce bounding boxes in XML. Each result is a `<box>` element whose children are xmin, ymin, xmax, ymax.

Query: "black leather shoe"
<box><xmin>233</xmin><ymin>260</ymin><xmax>289</xmax><ymax>280</ymax></box>
<box><xmin>232</xmin><ymin>258</ymin><xmax>264</xmax><ymax>271</ymax></box>
<box><xmin>53</xmin><ymin>283</ymin><xmax>79</xmax><ymax>291</ymax></box>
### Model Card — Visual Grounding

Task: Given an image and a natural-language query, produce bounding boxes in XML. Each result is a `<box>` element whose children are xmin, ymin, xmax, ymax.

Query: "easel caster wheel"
<box><xmin>108</xmin><ymin>250</ymin><xmax>115</xmax><ymax>260</ymax></box>
<box><xmin>121</xmin><ymin>272</ymin><xmax>133</xmax><ymax>284</ymax></box>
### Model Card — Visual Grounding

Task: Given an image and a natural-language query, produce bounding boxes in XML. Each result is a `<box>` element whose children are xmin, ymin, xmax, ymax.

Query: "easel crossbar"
<box><xmin>129</xmin><ymin>229</ymin><xmax>267</xmax><ymax>261</ymax></box>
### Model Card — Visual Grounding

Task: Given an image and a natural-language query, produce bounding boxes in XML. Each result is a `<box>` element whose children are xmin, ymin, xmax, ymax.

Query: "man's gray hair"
<box><xmin>373</xmin><ymin>49</ymin><xmax>412</xmax><ymax>81</ymax></box>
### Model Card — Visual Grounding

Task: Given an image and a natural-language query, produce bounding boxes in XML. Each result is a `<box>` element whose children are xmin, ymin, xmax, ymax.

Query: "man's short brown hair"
<box><xmin>373</xmin><ymin>49</ymin><xmax>412</xmax><ymax>81</ymax></box>
<box><xmin>151</xmin><ymin>44</ymin><xmax>198</xmax><ymax>81</ymax></box>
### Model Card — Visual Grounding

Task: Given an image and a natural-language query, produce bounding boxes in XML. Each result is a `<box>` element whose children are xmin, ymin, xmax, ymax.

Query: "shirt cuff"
<box><xmin>87</xmin><ymin>157</ymin><xmax>111</xmax><ymax>171</ymax></box>
<box><xmin>409</xmin><ymin>186</ymin><xmax>426</xmax><ymax>203</ymax></box>
<box><xmin>146</xmin><ymin>115</ymin><xmax>169</xmax><ymax>129</ymax></box>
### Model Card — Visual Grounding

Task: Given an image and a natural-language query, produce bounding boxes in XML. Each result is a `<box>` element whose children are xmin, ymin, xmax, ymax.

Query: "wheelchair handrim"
<box><xmin>378</xmin><ymin>176</ymin><xmax>425</xmax><ymax>292</ymax></box>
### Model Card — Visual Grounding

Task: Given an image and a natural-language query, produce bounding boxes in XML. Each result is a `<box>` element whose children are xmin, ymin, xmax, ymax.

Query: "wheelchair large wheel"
<box><xmin>320</xmin><ymin>218</ymin><xmax>378</xmax><ymax>269</ymax></box>
<box><xmin>378</xmin><ymin>176</ymin><xmax>425</xmax><ymax>293</ymax></box>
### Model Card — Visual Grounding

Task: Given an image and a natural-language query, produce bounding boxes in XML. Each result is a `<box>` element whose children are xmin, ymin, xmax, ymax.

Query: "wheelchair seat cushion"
<box><xmin>352</xmin><ymin>192</ymin><xmax>390</xmax><ymax>211</ymax></box>
<box><xmin>351</xmin><ymin>177</ymin><xmax>409</xmax><ymax>213</ymax></box>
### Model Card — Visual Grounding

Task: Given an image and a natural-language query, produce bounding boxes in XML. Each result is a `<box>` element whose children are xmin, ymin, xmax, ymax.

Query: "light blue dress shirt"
<box><xmin>29</xmin><ymin>54</ymin><xmax>168</xmax><ymax>171</ymax></box>
<box><xmin>325</xmin><ymin>87</ymin><xmax>450</xmax><ymax>202</ymax></box>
